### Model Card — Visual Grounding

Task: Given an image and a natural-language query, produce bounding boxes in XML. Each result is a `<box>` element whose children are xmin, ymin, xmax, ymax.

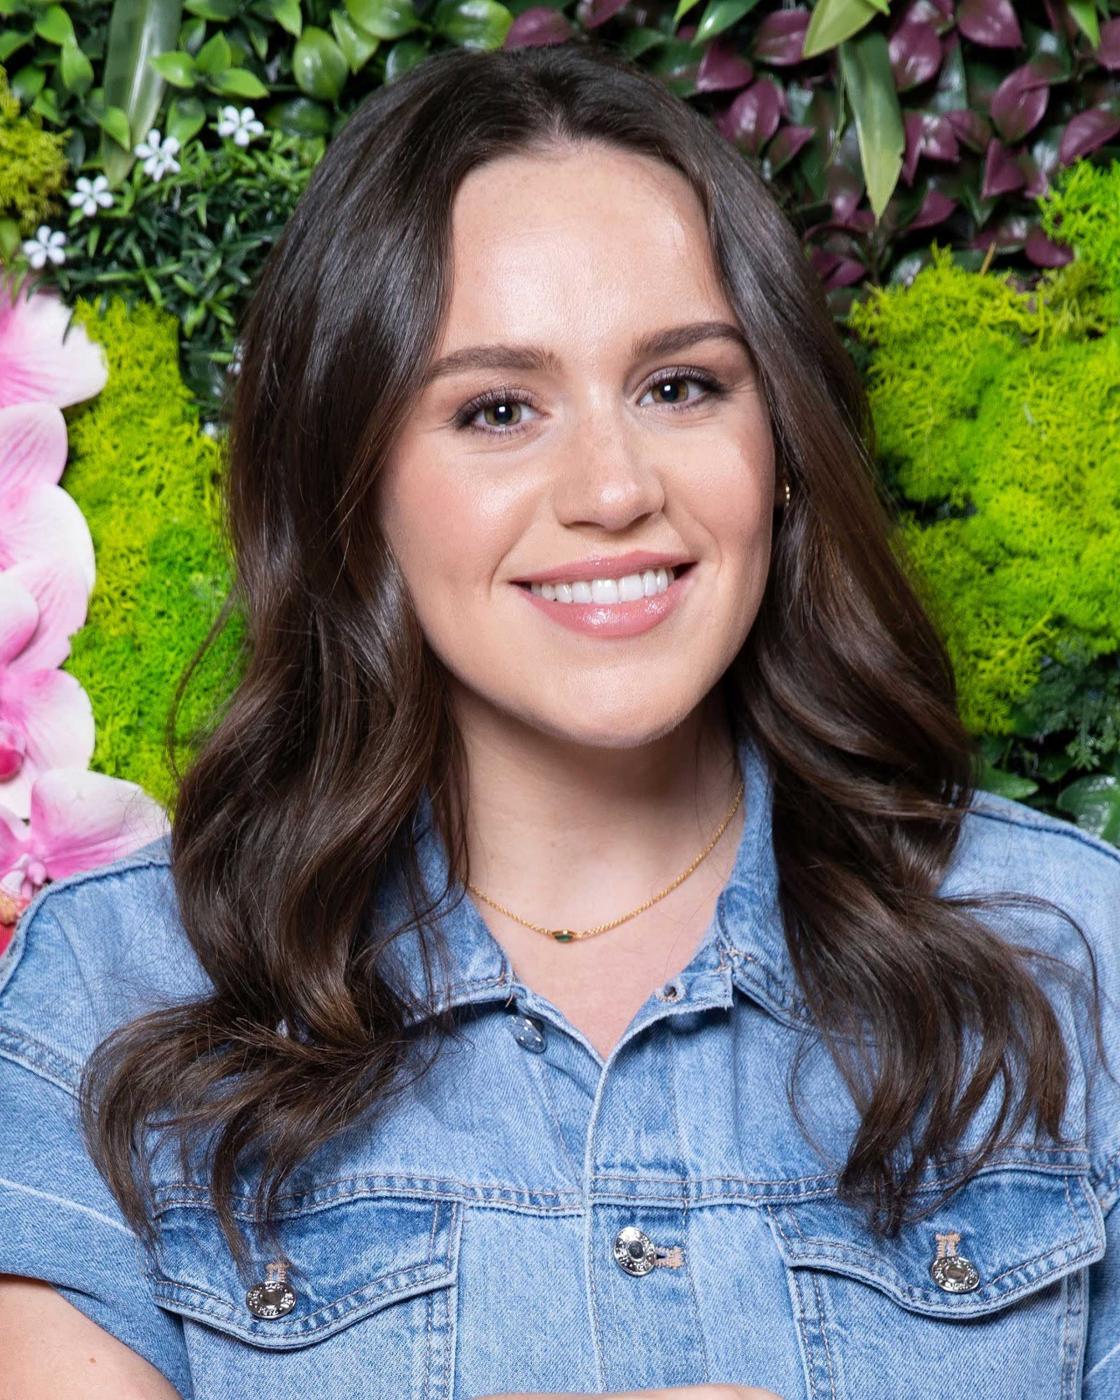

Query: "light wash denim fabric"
<box><xmin>2</xmin><ymin>730</ymin><xmax>1120</xmax><ymax>1400</ymax></box>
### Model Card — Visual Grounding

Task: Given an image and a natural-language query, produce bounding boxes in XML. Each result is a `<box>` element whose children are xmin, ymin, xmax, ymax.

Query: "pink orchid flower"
<box><xmin>0</xmin><ymin>401</ymin><xmax>95</xmax><ymax>587</ymax></box>
<box><xmin>0</xmin><ymin>276</ymin><xmax>107</xmax><ymax>410</ymax></box>
<box><xmin>0</xmin><ymin>767</ymin><xmax>169</xmax><ymax>952</ymax></box>
<box><xmin>0</xmin><ymin>561</ymin><xmax>94</xmax><ymax>818</ymax></box>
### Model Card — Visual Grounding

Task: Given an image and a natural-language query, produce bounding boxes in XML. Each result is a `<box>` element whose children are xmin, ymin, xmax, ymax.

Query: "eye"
<box><xmin>451</xmin><ymin>367</ymin><xmax>726</xmax><ymax>438</ymax></box>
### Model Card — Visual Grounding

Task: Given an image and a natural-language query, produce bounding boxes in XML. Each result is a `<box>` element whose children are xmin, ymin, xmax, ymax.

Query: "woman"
<box><xmin>0</xmin><ymin>38</ymin><xmax>1117</xmax><ymax>1400</ymax></box>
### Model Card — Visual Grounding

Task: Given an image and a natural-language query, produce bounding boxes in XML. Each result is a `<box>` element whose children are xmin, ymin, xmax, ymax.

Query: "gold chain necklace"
<box><xmin>466</xmin><ymin>774</ymin><xmax>745</xmax><ymax>944</ymax></box>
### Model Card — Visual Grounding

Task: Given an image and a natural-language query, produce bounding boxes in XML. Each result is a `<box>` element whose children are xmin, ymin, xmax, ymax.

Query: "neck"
<box><xmin>447</xmin><ymin>688</ymin><xmax>745</xmax><ymax>934</ymax></box>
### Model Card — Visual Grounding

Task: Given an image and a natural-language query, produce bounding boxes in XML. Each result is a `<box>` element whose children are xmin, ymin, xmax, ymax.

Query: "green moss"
<box><xmin>847</xmin><ymin>162</ymin><xmax>1120</xmax><ymax>738</ymax></box>
<box><xmin>61</xmin><ymin>298</ymin><xmax>244</xmax><ymax>809</ymax></box>
<box><xmin>0</xmin><ymin>67</ymin><xmax>67</xmax><ymax>234</ymax></box>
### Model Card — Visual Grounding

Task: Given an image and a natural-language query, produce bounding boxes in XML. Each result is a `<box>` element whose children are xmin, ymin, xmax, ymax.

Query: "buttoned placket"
<box><xmin>495</xmin><ymin>930</ymin><xmax>742</xmax><ymax>1392</ymax></box>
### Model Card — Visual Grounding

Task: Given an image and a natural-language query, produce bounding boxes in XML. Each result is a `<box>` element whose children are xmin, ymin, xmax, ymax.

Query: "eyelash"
<box><xmin>452</xmin><ymin>367</ymin><xmax>727</xmax><ymax>438</ymax></box>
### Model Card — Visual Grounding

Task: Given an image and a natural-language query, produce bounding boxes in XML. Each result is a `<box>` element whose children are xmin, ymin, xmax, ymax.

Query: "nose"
<box><xmin>550</xmin><ymin>417</ymin><xmax>667</xmax><ymax>534</ymax></box>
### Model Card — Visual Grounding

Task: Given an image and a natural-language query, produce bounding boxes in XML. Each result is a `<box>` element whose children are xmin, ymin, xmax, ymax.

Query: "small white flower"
<box><xmin>215</xmin><ymin>104</ymin><xmax>264</xmax><ymax>147</ymax></box>
<box><xmin>21</xmin><ymin>225</ymin><xmax>67</xmax><ymax>270</ymax></box>
<box><xmin>134</xmin><ymin>128</ymin><xmax>181</xmax><ymax>181</ymax></box>
<box><xmin>67</xmin><ymin>174</ymin><xmax>114</xmax><ymax>218</ymax></box>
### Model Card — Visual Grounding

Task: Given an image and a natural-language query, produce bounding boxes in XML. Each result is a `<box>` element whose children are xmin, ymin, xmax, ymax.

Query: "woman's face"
<box><xmin>376</xmin><ymin>141</ymin><xmax>777</xmax><ymax>751</ymax></box>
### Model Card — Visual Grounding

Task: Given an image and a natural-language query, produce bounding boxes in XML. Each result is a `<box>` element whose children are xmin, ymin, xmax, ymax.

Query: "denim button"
<box><xmin>613</xmin><ymin>1225</ymin><xmax>656</xmax><ymax>1276</ymax></box>
<box><xmin>656</xmin><ymin>979</ymin><xmax>682</xmax><ymax>1001</ymax></box>
<box><xmin>245</xmin><ymin>1277</ymin><xmax>297</xmax><ymax>1319</ymax></box>
<box><xmin>930</xmin><ymin>1232</ymin><xmax>980</xmax><ymax>1292</ymax></box>
<box><xmin>507</xmin><ymin>1012</ymin><xmax>546</xmax><ymax>1053</ymax></box>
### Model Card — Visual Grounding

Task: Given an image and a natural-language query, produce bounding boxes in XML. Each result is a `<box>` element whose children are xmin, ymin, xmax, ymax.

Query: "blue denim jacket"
<box><xmin>2</xmin><ymin>731</ymin><xmax>1119</xmax><ymax>1400</ymax></box>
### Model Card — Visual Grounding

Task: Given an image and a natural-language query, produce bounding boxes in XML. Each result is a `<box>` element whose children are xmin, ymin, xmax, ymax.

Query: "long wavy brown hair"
<box><xmin>80</xmin><ymin>39</ymin><xmax>1102</xmax><ymax>1273</ymax></box>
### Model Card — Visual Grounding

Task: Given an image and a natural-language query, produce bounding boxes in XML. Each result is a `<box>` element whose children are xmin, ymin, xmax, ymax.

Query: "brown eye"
<box><xmin>480</xmin><ymin>400</ymin><xmax>523</xmax><ymax>428</ymax></box>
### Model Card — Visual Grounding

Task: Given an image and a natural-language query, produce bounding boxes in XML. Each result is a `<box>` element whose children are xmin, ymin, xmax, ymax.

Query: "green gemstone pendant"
<box><xmin>550</xmin><ymin>929</ymin><xmax>576</xmax><ymax>942</ymax></box>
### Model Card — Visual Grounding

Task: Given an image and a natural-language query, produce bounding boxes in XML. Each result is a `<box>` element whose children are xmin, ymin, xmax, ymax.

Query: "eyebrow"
<box><xmin>420</xmin><ymin>320</ymin><xmax>751</xmax><ymax>387</ymax></box>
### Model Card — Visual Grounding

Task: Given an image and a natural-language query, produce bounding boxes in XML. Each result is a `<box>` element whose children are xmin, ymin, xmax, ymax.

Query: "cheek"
<box><xmin>377</xmin><ymin>448</ymin><xmax>523</xmax><ymax>605</ymax></box>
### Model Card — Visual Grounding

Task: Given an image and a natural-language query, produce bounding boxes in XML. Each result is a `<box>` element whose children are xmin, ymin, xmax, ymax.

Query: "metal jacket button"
<box><xmin>930</xmin><ymin>1231</ymin><xmax>980</xmax><ymax>1293</ymax></box>
<box><xmin>246</xmin><ymin>1262</ymin><xmax>297</xmax><ymax>1319</ymax></box>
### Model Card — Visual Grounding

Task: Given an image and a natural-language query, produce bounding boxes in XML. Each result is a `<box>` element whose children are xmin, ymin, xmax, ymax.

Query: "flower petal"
<box><xmin>0</xmin><ymin>484</ymin><xmax>96</xmax><ymax>588</ymax></box>
<box><xmin>2</xmin><ymin>557</ymin><xmax>90</xmax><ymax>669</ymax></box>
<box><xmin>0</xmin><ymin>401</ymin><xmax>68</xmax><ymax>490</ymax></box>
<box><xmin>0</xmin><ymin>572</ymin><xmax>40</xmax><ymax>666</ymax></box>
<box><xmin>0</xmin><ymin>280</ymin><xmax>108</xmax><ymax>410</ymax></box>
<box><xmin>31</xmin><ymin>768</ymin><xmax>169</xmax><ymax>878</ymax></box>
<box><xmin>0</xmin><ymin>669</ymin><xmax>95</xmax><ymax>818</ymax></box>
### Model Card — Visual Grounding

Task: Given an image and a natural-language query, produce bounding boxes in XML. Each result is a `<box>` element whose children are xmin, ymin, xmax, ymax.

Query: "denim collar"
<box><xmin>375</xmin><ymin>730</ymin><xmax>813</xmax><ymax>1030</ymax></box>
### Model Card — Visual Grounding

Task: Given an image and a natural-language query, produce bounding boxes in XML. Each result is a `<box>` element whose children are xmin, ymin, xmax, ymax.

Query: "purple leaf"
<box><xmin>1059</xmin><ymin>107</ymin><xmax>1120</xmax><ymax>164</ymax></box>
<box><xmin>903</xmin><ymin>111</ymin><xmax>960</xmax><ymax>183</ymax></box>
<box><xmin>907</xmin><ymin>187</ymin><xmax>957</xmax><ymax>229</ymax></box>
<box><xmin>889</xmin><ymin>19</ymin><xmax>942</xmax><ymax>90</ymax></box>
<box><xmin>696</xmin><ymin>38</ymin><xmax>754</xmax><ymax>92</ymax></box>
<box><xmin>1097</xmin><ymin>18</ymin><xmax>1120</xmax><ymax>70</ymax></box>
<box><xmin>752</xmin><ymin>10</ymin><xmax>809</xmax><ymax>66</ymax></box>
<box><xmin>990</xmin><ymin>62</ymin><xmax>1055</xmax><ymax>142</ymax></box>
<box><xmin>1024</xmin><ymin>225</ymin><xmax>1073</xmax><ymax>267</ymax></box>
<box><xmin>957</xmin><ymin>0</ymin><xmax>1023</xmax><ymax>49</ymax></box>
<box><xmin>809</xmin><ymin>249</ymin><xmax>866</xmax><ymax>289</ymax></box>
<box><xmin>981</xmin><ymin>137</ymin><xmax>1026</xmax><ymax>197</ymax></box>
<box><xmin>899</xmin><ymin>0</ymin><xmax>955</xmax><ymax>33</ymax></box>
<box><xmin>716</xmin><ymin>79</ymin><xmax>785</xmax><ymax>156</ymax></box>
<box><xmin>944</xmin><ymin>107</ymin><xmax>992</xmax><ymax>151</ymax></box>
<box><xmin>505</xmin><ymin>7</ymin><xmax>574</xmax><ymax>47</ymax></box>
<box><xmin>765</xmin><ymin>122</ymin><xmax>815</xmax><ymax>172</ymax></box>
<box><xmin>579</xmin><ymin>0</ymin><xmax>628</xmax><ymax>29</ymax></box>
<box><xmin>972</xmin><ymin>214</ymin><xmax>1030</xmax><ymax>252</ymax></box>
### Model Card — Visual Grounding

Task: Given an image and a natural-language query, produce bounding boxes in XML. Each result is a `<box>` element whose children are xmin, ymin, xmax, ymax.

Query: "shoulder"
<box><xmin>953</xmin><ymin>788</ymin><xmax>1120</xmax><ymax>1201</ymax></box>
<box><xmin>0</xmin><ymin>832</ymin><xmax>212</xmax><ymax>1093</ymax></box>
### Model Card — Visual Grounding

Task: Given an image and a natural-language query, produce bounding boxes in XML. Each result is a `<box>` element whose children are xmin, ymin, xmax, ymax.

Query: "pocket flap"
<box><xmin>150</xmin><ymin>1190</ymin><xmax>462</xmax><ymax>1348</ymax></box>
<box><xmin>767</xmin><ymin>1167</ymin><xmax>1106</xmax><ymax>1318</ymax></box>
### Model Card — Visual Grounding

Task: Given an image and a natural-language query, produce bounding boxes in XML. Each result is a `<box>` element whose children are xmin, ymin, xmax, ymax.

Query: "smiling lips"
<box><xmin>514</xmin><ymin>562</ymin><xmax>696</xmax><ymax>638</ymax></box>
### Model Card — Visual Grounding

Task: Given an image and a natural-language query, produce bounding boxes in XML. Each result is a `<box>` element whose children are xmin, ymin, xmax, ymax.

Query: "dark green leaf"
<box><xmin>331</xmin><ymin>7</ymin><xmax>380</xmax><ymax>69</ymax></box>
<box><xmin>59</xmin><ymin>37</ymin><xmax>94</xmax><ymax>92</ymax></box>
<box><xmin>346</xmin><ymin>0</ymin><xmax>420</xmax><ymax>39</ymax></box>
<box><xmin>184</xmin><ymin>0</ymin><xmax>239</xmax><ymax>16</ymax></box>
<box><xmin>0</xmin><ymin>29</ymin><xmax>29</xmax><ymax>61</ymax></box>
<box><xmin>166</xmin><ymin>93</ymin><xmax>206</xmax><ymax>142</ymax></box>
<box><xmin>383</xmin><ymin>35</ymin><xmax>427</xmax><ymax>79</ymax></box>
<box><xmin>292</xmin><ymin>26</ymin><xmax>348</xmax><ymax>98</ymax></box>
<box><xmin>1056</xmin><ymin>775</ymin><xmax>1120</xmax><ymax>844</ymax></box>
<box><xmin>691</xmin><ymin>0</ymin><xmax>762</xmax><ymax>47</ymax></box>
<box><xmin>32</xmin><ymin>4</ymin><xmax>74</xmax><ymax>44</ymax></box>
<box><xmin>102</xmin><ymin>0</ymin><xmax>185</xmax><ymax>184</ymax></box>
<box><xmin>97</xmin><ymin>103</ymin><xmax>133</xmax><ymax>150</ymax></box>
<box><xmin>265</xmin><ymin>94</ymin><xmax>333</xmax><ymax>134</ymax></box>
<box><xmin>10</xmin><ymin>63</ymin><xmax>45</xmax><ymax>102</ymax></box>
<box><xmin>838</xmin><ymin>29</ymin><xmax>903</xmax><ymax>221</ymax></box>
<box><xmin>803</xmin><ymin>0</ymin><xmax>879</xmax><ymax>58</ymax></box>
<box><xmin>253</xmin><ymin>0</ymin><xmax>301</xmax><ymax>35</ymax></box>
<box><xmin>975</xmin><ymin>759</ymin><xmax>1039</xmax><ymax>800</ymax></box>
<box><xmin>194</xmin><ymin>29</ymin><xmax>232</xmax><ymax>73</ymax></box>
<box><xmin>149</xmin><ymin>49</ymin><xmax>198</xmax><ymax>84</ymax></box>
<box><xmin>209</xmin><ymin>65</ymin><xmax>269</xmax><ymax>95</ymax></box>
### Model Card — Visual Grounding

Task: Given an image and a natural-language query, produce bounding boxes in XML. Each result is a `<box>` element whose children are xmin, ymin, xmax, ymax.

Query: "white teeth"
<box><xmin>618</xmin><ymin>573</ymin><xmax>644</xmax><ymax>602</ymax></box>
<box><xmin>529</xmin><ymin>567</ymin><xmax>678</xmax><ymax>603</ymax></box>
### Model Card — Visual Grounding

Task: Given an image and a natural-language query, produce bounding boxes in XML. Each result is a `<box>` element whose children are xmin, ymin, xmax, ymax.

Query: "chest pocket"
<box><xmin>766</xmin><ymin>1166</ymin><xmax>1107</xmax><ymax>1400</ymax></box>
<box><xmin>148</xmin><ymin>1189</ymin><xmax>462</xmax><ymax>1400</ymax></box>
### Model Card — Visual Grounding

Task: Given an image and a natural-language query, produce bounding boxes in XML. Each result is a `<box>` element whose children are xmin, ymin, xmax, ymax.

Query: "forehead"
<box><xmin>439</xmin><ymin>142</ymin><xmax>731</xmax><ymax>348</ymax></box>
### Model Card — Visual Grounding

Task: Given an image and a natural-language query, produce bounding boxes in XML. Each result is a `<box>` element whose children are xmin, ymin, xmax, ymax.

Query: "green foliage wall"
<box><xmin>0</xmin><ymin>66</ymin><xmax>67</xmax><ymax>237</ymax></box>
<box><xmin>62</xmin><ymin>297</ymin><xmax>243</xmax><ymax>809</ymax></box>
<box><xmin>849</xmin><ymin>160</ymin><xmax>1120</xmax><ymax>785</ymax></box>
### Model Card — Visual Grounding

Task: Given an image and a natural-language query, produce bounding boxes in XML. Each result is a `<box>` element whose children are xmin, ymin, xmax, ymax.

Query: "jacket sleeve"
<box><xmin>1084</xmin><ymin>1145</ymin><xmax>1120</xmax><ymax>1397</ymax></box>
<box><xmin>0</xmin><ymin>900</ymin><xmax>193</xmax><ymax>1399</ymax></box>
